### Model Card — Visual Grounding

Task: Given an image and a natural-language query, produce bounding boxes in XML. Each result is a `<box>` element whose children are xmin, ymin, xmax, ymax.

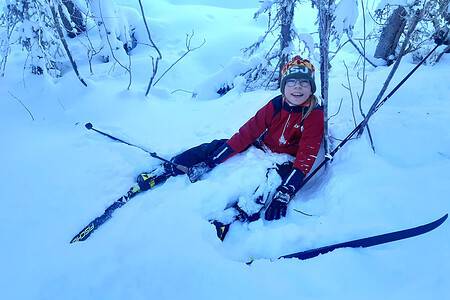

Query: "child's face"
<box><xmin>284</xmin><ymin>79</ymin><xmax>312</xmax><ymax>106</ymax></box>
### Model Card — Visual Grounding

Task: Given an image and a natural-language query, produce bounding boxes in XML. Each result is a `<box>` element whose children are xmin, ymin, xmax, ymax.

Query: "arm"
<box><xmin>292</xmin><ymin>108</ymin><xmax>325</xmax><ymax>176</ymax></box>
<box><xmin>226</xmin><ymin>100</ymin><xmax>274</xmax><ymax>153</ymax></box>
<box><xmin>188</xmin><ymin>99</ymin><xmax>278</xmax><ymax>183</ymax></box>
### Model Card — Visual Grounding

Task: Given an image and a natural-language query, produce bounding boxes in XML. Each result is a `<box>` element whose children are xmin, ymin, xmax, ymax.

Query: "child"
<box><xmin>137</xmin><ymin>56</ymin><xmax>324</xmax><ymax>226</ymax></box>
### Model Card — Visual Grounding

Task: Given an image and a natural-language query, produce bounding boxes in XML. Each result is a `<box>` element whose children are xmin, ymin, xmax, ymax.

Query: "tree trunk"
<box><xmin>278</xmin><ymin>0</ymin><xmax>295</xmax><ymax>86</ymax></box>
<box><xmin>59</xmin><ymin>0</ymin><xmax>86</xmax><ymax>38</ymax></box>
<box><xmin>317</xmin><ymin>0</ymin><xmax>333</xmax><ymax>155</ymax></box>
<box><xmin>49</xmin><ymin>0</ymin><xmax>87</xmax><ymax>86</ymax></box>
<box><xmin>374</xmin><ymin>6</ymin><xmax>407</xmax><ymax>64</ymax></box>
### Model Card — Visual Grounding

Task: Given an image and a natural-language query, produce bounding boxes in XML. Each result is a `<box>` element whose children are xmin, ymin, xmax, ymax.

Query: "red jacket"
<box><xmin>227</xmin><ymin>95</ymin><xmax>324</xmax><ymax>176</ymax></box>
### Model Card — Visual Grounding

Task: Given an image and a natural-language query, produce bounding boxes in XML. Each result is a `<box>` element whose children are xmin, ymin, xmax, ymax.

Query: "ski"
<box><xmin>70</xmin><ymin>172</ymin><xmax>169</xmax><ymax>243</ymax></box>
<box><xmin>278</xmin><ymin>213</ymin><xmax>448</xmax><ymax>260</ymax></box>
<box><xmin>70</xmin><ymin>185</ymin><xmax>141</xmax><ymax>243</ymax></box>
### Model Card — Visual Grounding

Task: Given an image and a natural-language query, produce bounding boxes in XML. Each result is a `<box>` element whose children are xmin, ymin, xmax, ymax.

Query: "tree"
<box><xmin>0</xmin><ymin>0</ymin><xmax>137</xmax><ymax>84</ymax></box>
<box><xmin>374</xmin><ymin>6</ymin><xmax>407</xmax><ymax>64</ymax></box>
<box><xmin>59</xmin><ymin>0</ymin><xmax>86</xmax><ymax>38</ymax></box>
<box><xmin>1</xmin><ymin>0</ymin><xmax>65</xmax><ymax>77</ymax></box>
<box><xmin>241</xmin><ymin>0</ymin><xmax>310</xmax><ymax>91</ymax></box>
<box><xmin>373</xmin><ymin>0</ymin><xmax>450</xmax><ymax>65</ymax></box>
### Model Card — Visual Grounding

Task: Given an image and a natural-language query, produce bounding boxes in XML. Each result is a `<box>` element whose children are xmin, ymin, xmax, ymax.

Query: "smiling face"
<box><xmin>283</xmin><ymin>79</ymin><xmax>312</xmax><ymax>106</ymax></box>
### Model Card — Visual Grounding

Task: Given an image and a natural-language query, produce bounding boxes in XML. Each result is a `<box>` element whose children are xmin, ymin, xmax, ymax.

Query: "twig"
<box><xmin>138</xmin><ymin>0</ymin><xmax>162</xmax><ymax>96</ymax></box>
<box><xmin>329</xmin><ymin>39</ymin><xmax>351</xmax><ymax>62</ymax></box>
<box><xmin>153</xmin><ymin>31</ymin><xmax>205</xmax><ymax>87</ymax></box>
<box><xmin>327</xmin><ymin>97</ymin><xmax>344</xmax><ymax>121</ymax></box>
<box><xmin>264</xmin><ymin>52</ymin><xmax>283</xmax><ymax>90</ymax></box>
<box><xmin>8</xmin><ymin>91</ymin><xmax>35</xmax><ymax>121</ymax></box>
<box><xmin>359</xmin><ymin>0</ymin><xmax>375</xmax><ymax>151</ymax></box>
<box><xmin>347</xmin><ymin>36</ymin><xmax>378</xmax><ymax>67</ymax></box>
<box><xmin>244</xmin><ymin>14</ymin><xmax>280</xmax><ymax>55</ymax></box>
<box><xmin>343</xmin><ymin>61</ymin><xmax>357</xmax><ymax>127</ymax></box>
<box><xmin>292</xmin><ymin>208</ymin><xmax>316</xmax><ymax>217</ymax></box>
<box><xmin>170</xmin><ymin>89</ymin><xmax>195</xmax><ymax>95</ymax></box>
<box><xmin>99</xmin><ymin>3</ymin><xmax>132</xmax><ymax>89</ymax></box>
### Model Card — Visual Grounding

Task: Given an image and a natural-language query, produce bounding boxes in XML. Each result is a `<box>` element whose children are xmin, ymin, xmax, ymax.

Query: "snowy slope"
<box><xmin>0</xmin><ymin>1</ymin><xmax>449</xmax><ymax>299</ymax></box>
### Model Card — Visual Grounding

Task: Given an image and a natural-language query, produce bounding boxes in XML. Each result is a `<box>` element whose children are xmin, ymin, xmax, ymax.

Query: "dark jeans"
<box><xmin>171</xmin><ymin>139</ymin><xmax>293</xmax><ymax>181</ymax></box>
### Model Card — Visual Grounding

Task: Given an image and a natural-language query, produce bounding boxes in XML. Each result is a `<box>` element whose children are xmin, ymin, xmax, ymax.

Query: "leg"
<box><xmin>137</xmin><ymin>139</ymin><xmax>228</xmax><ymax>190</ymax></box>
<box><xmin>171</xmin><ymin>139</ymin><xmax>228</xmax><ymax>171</ymax></box>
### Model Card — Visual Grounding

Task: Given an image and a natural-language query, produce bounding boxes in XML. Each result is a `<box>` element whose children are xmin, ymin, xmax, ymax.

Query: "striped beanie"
<box><xmin>280</xmin><ymin>56</ymin><xmax>316</xmax><ymax>94</ymax></box>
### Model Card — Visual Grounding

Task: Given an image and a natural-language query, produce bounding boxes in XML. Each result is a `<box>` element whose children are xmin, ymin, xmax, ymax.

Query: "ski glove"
<box><xmin>187</xmin><ymin>162</ymin><xmax>213</xmax><ymax>183</ymax></box>
<box><xmin>434</xmin><ymin>27</ymin><xmax>450</xmax><ymax>45</ymax></box>
<box><xmin>265</xmin><ymin>185</ymin><xmax>295</xmax><ymax>221</ymax></box>
<box><xmin>187</xmin><ymin>143</ymin><xmax>234</xmax><ymax>183</ymax></box>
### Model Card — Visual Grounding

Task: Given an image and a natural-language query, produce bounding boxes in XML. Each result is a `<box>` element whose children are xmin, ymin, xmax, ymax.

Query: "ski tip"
<box><xmin>69</xmin><ymin>236</ymin><xmax>80</xmax><ymax>244</ymax></box>
<box><xmin>85</xmin><ymin>122</ymin><xmax>93</xmax><ymax>130</ymax></box>
<box><xmin>69</xmin><ymin>223</ymin><xmax>95</xmax><ymax>244</ymax></box>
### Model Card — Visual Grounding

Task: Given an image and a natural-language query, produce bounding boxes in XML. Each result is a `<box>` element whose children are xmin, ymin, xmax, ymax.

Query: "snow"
<box><xmin>333</xmin><ymin>0</ymin><xmax>359</xmax><ymax>40</ymax></box>
<box><xmin>1</xmin><ymin>0</ymin><xmax>449</xmax><ymax>299</ymax></box>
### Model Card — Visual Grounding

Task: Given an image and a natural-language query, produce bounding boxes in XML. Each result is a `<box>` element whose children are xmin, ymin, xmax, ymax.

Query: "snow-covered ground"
<box><xmin>1</xmin><ymin>1</ymin><xmax>449</xmax><ymax>299</ymax></box>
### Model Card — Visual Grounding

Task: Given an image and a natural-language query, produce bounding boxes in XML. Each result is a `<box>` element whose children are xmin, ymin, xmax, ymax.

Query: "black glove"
<box><xmin>187</xmin><ymin>161</ymin><xmax>213</xmax><ymax>183</ymax></box>
<box><xmin>264</xmin><ymin>185</ymin><xmax>295</xmax><ymax>221</ymax></box>
<box><xmin>434</xmin><ymin>27</ymin><xmax>450</xmax><ymax>46</ymax></box>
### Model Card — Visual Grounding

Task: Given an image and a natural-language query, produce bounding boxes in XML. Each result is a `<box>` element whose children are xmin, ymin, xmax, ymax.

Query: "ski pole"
<box><xmin>302</xmin><ymin>43</ymin><xmax>440</xmax><ymax>188</ymax></box>
<box><xmin>84</xmin><ymin>122</ymin><xmax>189</xmax><ymax>174</ymax></box>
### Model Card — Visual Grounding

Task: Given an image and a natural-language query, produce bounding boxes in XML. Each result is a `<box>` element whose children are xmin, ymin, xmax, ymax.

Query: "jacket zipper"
<box><xmin>279</xmin><ymin>113</ymin><xmax>291</xmax><ymax>145</ymax></box>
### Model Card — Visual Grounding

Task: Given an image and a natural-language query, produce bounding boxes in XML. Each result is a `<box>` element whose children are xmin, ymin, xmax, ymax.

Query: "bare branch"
<box><xmin>137</xmin><ymin>0</ymin><xmax>162</xmax><ymax>96</ymax></box>
<box><xmin>327</xmin><ymin>97</ymin><xmax>344</xmax><ymax>121</ymax></box>
<box><xmin>170</xmin><ymin>89</ymin><xmax>195</xmax><ymax>95</ymax></box>
<box><xmin>99</xmin><ymin>2</ymin><xmax>131</xmax><ymax>89</ymax></box>
<box><xmin>347</xmin><ymin>36</ymin><xmax>378</xmax><ymax>67</ymax></box>
<box><xmin>329</xmin><ymin>39</ymin><xmax>351</xmax><ymax>62</ymax></box>
<box><xmin>8</xmin><ymin>91</ymin><xmax>35</xmax><ymax>121</ymax></box>
<box><xmin>343</xmin><ymin>61</ymin><xmax>357</xmax><ymax>127</ymax></box>
<box><xmin>153</xmin><ymin>31</ymin><xmax>206</xmax><ymax>87</ymax></box>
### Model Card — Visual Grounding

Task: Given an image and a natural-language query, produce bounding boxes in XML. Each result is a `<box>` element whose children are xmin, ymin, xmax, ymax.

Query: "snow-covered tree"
<box><xmin>313</xmin><ymin>0</ymin><xmax>359</xmax><ymax>153</ymax></box>
<box><xmin>192</xmin><ymin>0</ymin><xmax>312</xmax><ymax>98</ymax></box>
<box><xmin>0</xmin><ymin>0</ymin><xmax>138</xmax><ymax>84</ymax></box>
<box><xmin>88</xmin><ymin>0</ymin><xmax>137</xmax><ymax>63</ymax></box>
<box><xmin>241</xmin><ymin>0</ymin><xmax>312</xmax><ymax>91</ymax></box>
<box><xmin>374</xmin><ymin>0</ymin><xmax>450</xmax><ymax>64</ymax></box>
<box><xmin>1</xmin><ymin>0</ymin><xmax>65</xmax><ymax>77</ymax></box>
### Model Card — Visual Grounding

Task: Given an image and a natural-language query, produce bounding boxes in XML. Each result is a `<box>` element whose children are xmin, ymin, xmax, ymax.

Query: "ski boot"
<box><xmin>136</xmin><ymin>163</ymin><xmax>175</xmax><ymax>191</ymax></box>
<box><xmin>210</xmin><ymin>202</ymin><xmax>262</xmax><ymax>241</ymax></box>
<box><xmin>212</xmin><ymin>220</ymin><xmax>230</xmax><ymax>241</ymax></box>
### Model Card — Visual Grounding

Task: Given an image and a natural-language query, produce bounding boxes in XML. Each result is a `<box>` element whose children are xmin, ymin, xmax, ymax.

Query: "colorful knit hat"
<box><xmin>280</xmin><ymin>56</ymin><xmax>316</xmax><ymax>95</ymax></box>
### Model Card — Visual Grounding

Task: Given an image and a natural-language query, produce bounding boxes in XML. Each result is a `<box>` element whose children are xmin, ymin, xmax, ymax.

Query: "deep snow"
<box><xmin>0</xmin><ymin>1</ymin><xmax>449</xmax><ymax>299</ymax></box>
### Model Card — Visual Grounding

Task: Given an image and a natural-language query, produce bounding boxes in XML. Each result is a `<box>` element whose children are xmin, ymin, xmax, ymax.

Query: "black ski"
<box><xmin>70</xmin><ymin>172</ymin><xmax>169</xmax><ymax>243</ymax></box>
<box><xmin>70</xmin><ymin>185</ymin><xmax>142</xmax><ymax>243</ymax></box>
<box><xmin>278</xmin><ymin>213</ymin><xmax>448</xmax><ymax>260</ymax></box>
